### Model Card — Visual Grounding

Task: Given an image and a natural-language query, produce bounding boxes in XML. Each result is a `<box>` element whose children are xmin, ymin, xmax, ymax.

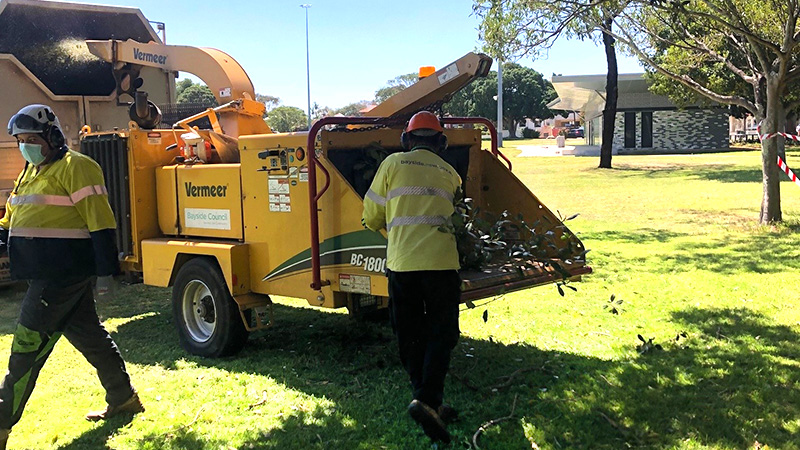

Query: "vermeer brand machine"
<box><xmin>80</xmin><ymin>39</ymin><xmax>591</xmax><ymax>357</ymax></box>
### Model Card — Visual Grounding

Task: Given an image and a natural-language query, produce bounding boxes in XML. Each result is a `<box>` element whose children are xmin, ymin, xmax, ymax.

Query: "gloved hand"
<box><xmin>95</xmin><ymin>275</ymin><xmax>116</xmax><ymax>299</ymax></box>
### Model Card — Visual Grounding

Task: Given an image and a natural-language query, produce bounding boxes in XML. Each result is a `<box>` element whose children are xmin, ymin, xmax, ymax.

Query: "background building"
<box><xmin>548</xmin><ymin>73</ymin><xmax>729</xmax><ymax>154</ymax></box>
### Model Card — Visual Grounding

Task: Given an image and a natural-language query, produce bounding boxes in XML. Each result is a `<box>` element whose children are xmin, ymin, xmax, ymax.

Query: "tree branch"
<box><xmin>472</xmin><ymin>395</ymin><xmax>518</xmax><ymax>450</ymax></box>
<box><xmin>610</xmin><ymin>21</ymin><xmax>757</xmax><ymax>114</ymax></box>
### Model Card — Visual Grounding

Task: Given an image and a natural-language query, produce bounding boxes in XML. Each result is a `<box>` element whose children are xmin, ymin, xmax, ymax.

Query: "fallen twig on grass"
<box><xmin>450</xmin><ymin>371</ymin><xmax>480</xmax><ymax>392</ymax></box>
<box><xmin>161</xmin><ymin>403</ymin><xmax>212</xmax><ymax>439</ymax></box>
<box><xmin>489</xmin><ymin>366</ymin><xmax>547</xmax><ymax>391</ymax></box>
<box><xmin>598</xmin><ymin>374</ymin><xmax>617</xmax><ymax>387</ymax></box>
<box><xmin>472</xmin><ymin>394</ymin><xmax>518</xmax><ymax>450</ymax></box>
<box><xmin>596</xmin><ymin>410</ymin><xmax>643</xmax><ymax>444</ymax></box>
<box><xmin>248</xmin><ymin>390</ymin><xmax>268</xmax><ymax>409</ymax></box>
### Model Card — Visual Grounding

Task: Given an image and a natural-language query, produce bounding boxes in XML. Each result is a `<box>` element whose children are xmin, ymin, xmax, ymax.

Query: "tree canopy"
<box><xmin>267</xmin><ymin>106</ymin><xmax>307</xmax><ymax>132</ymax></box>
<box><xmin>256</xmin><ymin>94</ymin><xmax>281</xmax><ymax>115</ymax></box>
<box><xmin>474</xmin><ymin>0</ymin><xmax>627</xmax><ymax>167</ymax></box>
<box><xmin>176</xmin><ymin>79</ymin><xmax>217</xmax><ymax>106</ymax></box>
<box><xmin>374</xmin><ymin>73</ymin><xmax>418</xmax><ymax>104</ymax></box>
<box><xmin>445</xmin><ymin>64</ymin><xmax>555</xmax><ymax>137</ymax></box>
<box><xmin>332</xmin><ymin>101</ymin><xmax>374</xmax><ymax>117</ymax></box>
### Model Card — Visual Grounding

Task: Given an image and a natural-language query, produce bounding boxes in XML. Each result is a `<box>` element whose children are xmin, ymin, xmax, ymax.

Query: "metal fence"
<box><xmin>158</xmin><ymin>102</ymin><xmax>215</xmax><ymax>128</ymax></box>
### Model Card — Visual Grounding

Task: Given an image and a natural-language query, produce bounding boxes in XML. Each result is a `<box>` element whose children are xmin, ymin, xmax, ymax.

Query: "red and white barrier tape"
<box><xmin>757</xmin><ymin>123</ymin><xmax>800</xmax><ymax>187</ymax></box>
<box><xmin>778</xmin><ymin>156</ymin><xmax>800</xmax><ymax>188</ymax></box>
<box><xmin>757</xmin><ymin>124</ymin><xmax>800</xmax><ymax>143</ymax></box>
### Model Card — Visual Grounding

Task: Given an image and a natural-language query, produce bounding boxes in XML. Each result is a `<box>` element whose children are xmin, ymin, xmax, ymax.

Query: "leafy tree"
<box><xmin>374</xmin><ymin>73</ymin><xmax>419</xmax><ymax>104</ymax></box>
<box><xmin>445</xmin><ymin>74</ymin><xmax>498</xmax><ymax>119</ymax></box>
<box><xmin>176</xmin><ymin>78</ymin><xmax>194</xmax><ymax>98</ymax></box>
<box><xmin>502</xmin><ymin>63</ymin><xmax>557</xmax><ymax>137</ymax></box>
<box><xmin>333</xmin><ymin>101</ymin><xmax>374</xmax><ymax>117</ymax></box>
<box><xmin>177</xmin><ymin>82</ymin><xmax>217</xmax><ymax>106</ymax></box>
<box><xmin>474</xmin><ymin>0</ymin><xmax>627</xmax><ymax>167</ymax></box>
<box><xmin>312</xmin><ymin>102</ymin><xmax>334</xmax><ymax>120</ymax></box>
<box><xmin>444</xmin><ymin>66</ymin><xmax>555</xmax><ymax>137</ymax></box>
<box><xmin>256</xmin><ymin>94</ymin><xmax>281</xmax><ymax>112</ymax></box>
<box><xmin>606</xmin><ymin>0</ymin><xmax>800</xmax><ymax>223</ymax></box>
<box><xmin>267</xmin><ymin>106</ymin><xmax>307</xmax><ymax>132</ymax></box>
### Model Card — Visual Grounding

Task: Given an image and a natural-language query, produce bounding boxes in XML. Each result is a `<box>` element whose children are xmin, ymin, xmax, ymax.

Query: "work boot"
<box><xmin>408</xmin><ymin>399</ymin><xmax>451</xmax><ymax>444</ymax></box>
<box><xmin>0</xmin><ymin>429</ymin><xmax>8</xmax><ymax>450</ymax></box>
<box><xmin>86</xmin><ymin>392</ymin><xmax>144</xmax><ymax>421</ymax></box>
<box><xmin>438</xmin><ymin>403</ymin><xmax>459</xmax><ymax>423</ymax></box>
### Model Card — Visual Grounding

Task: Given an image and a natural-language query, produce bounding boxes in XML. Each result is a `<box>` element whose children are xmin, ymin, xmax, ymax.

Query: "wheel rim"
<box><xmin>181</xmin><ymin>279</ymin><xmax>216</xmax><ymax>343</ymax></box>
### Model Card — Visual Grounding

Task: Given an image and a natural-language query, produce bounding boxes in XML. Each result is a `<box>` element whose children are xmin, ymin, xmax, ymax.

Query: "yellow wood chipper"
<box><xmin>78</xmin><ymin>39</ymin><xmax>591</xmax><ymax>357</ymax></box>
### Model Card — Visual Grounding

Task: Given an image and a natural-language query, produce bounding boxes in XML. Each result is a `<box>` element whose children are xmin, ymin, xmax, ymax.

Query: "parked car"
<box><xmin>566</xmin><ymin>127</ymin><xmax>584</xmax><ymax>138</ymax></box>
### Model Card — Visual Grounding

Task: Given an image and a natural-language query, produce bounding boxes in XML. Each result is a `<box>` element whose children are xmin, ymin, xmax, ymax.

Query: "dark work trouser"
<box><xmin>387</xmin><ymin>270</ymin><xmax>461</xmax><ymax>410</ymax></box>
<box><xmin>0</xmin><ymin>278</ymin><xmax>134</xmax><ymax>430</ymax></box>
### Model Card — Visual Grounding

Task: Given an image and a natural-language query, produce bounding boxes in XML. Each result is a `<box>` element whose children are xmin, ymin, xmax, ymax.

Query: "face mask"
<box><xmin>19</xmin><ymin>142</ymin><xmax>46</xmax><ymax>165</ymax></box>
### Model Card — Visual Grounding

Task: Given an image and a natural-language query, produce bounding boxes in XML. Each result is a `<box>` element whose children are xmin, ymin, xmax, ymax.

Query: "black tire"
<box><xmin>172</xmin><ymin>257</ymin><xmax>248</xmax><ymax>357</ymax></box>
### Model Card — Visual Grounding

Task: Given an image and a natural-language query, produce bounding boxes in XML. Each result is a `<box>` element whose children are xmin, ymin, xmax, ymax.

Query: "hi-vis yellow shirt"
<box><xmin>0</xmin><ymin>150</ymin><xmax>116</xmax><ymax>235</ymax></box>
<box><xmin>0</xmin><ymin>149</ymin><xmax>118</xmax><ymax>280</ymax></box>
<box><xmin>362</xmin><ymin>147</ymin><xmax>461</xmax><ymax>272</ymax></box>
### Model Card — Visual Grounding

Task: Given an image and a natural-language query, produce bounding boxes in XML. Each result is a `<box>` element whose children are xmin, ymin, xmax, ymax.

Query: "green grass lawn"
<box><xmin>2</xmin><ymin>148</ymin><xmax>800</xmax><ymax>449</ymax></box>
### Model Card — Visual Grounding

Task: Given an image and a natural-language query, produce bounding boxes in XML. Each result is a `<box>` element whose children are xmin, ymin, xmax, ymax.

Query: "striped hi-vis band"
<box><xmin>70</xmin><ymin>185</ymin><xmax>108</xmax><ymax>203</ymax></box>
<box><xmin>386</xmin><ymin>186</ymin><xmax>454</xmax><ymax>203</ymax></box>
<box><xmin>10</xmin><ymin>194</ymin><xmax>73</xmax><ymax>206</ymax></box>
<box><xmin>386</xmin><ymin>215</ymin><xmax>448</xmax><ymax>231</ymax></box>
<box><xmin>365</xmin><ymin>189</ymin><xmax>386</xmax><ymax>206</ymax></box>
<box><xmin>9</xmin><ymin>227</ymin><xmax>90</xmax><ymax>239</ymax></box>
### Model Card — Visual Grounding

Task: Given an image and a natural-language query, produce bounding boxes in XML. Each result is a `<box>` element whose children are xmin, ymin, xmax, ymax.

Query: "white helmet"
<box><xmin>7</xmin><ymin>104</ymin><xmax>65</xmax><ymax>148</ymax></box>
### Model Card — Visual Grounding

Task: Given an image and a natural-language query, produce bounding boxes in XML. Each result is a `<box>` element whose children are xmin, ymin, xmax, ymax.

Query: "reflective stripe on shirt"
<box><xmin>385</xmin><ymin>185</ymin><xmax>454</xmax><ymax>203</ymax></box>
<box><xmin>9</xmin><ymin>227</ymin><xmax>91</xmax><ymax>239</ymax></box>
<box><xmin>70</xmin><ymin>184</ymin><xmax>108</xmax><ymax>204</ymax></box>
<box><xmin>365</xmin><ymin>189</ymin><xmax>386</xmax><ymax>206</ymax></box>
<box><xmin>10</xmin><ymin>194</ymin><xmax>73</xmax><ymax>207</ymax></box>
<box><xmin>386</xmin><ymin>215</ymin><xmax>449</xmax><ymax>232</ymax></box>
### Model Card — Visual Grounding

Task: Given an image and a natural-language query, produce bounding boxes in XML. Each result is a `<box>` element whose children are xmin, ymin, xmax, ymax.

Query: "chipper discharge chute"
<box><xmin>78</xmin><ymin>39</ymin><xmax>591</xmax><ymax>357</ymax></box>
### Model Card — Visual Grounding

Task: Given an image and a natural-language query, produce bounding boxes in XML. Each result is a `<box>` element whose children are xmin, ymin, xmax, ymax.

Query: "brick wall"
<box><xmin>612</xmin><ymin>109</ymin><xmax>729</xmax><ymax>153</ymax></box>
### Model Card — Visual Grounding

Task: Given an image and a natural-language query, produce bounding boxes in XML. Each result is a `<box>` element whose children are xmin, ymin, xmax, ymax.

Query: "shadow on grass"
<box><xmin>582</xmin><ymin>228</ymin><xmax>687</xmax><ymax>244</ymax></box>
<box><xmin>100</xmin><ymin>294</ymin><xmax>800</xmax><ymax>450</ymax></box>
<box><xmin>582</xmin><ymin>224</ymin><xmax>800</xmax><ymax>276</ymax></box>
<box><xmin>658</xmin><ymin>232</ymin><xmax>800</xmax><ymax>274</ymax></box>
<box><xmin>606</xmin><ymin>163</ymin><xmax>764</xmax><ymax>184</ymax></box>
<box><xmin>692</xmin><ymin>168</ymin><xmax>762</xmax><ymax>183</ymax></box>
<box><xmin>56</xmin><ymin>415</ymin><xmax>135</xmax><ymax>450</ymax></box>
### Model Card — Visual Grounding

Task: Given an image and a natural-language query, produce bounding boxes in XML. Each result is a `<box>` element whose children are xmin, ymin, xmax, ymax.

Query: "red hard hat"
<box><xmin>405</xmin><ymin>111</ymin><xmax>443</xmax><ymax>136</ymax></box>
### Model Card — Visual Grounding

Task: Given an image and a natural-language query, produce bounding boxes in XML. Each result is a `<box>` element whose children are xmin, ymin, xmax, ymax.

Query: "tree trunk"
<box><xmin>760</xmin><ymin>78</ymin><xmax>783</xmax><ymax>223</ymax></box>
<box><xmin>781</xmin><ymin>110</ymin><xmax>796</xmax><ymax>161</ymax></box>
<box><xmin>599</xmin><ymin>14</ymin><xmax>618</xmax><ymax>169</ymax></box>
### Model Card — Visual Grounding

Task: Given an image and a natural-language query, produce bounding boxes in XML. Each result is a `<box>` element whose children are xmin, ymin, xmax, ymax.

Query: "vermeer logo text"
<box><xmin>133</xmin><ymin>48</ymin><xmax>168</xmax><ymax>65</ymax></box>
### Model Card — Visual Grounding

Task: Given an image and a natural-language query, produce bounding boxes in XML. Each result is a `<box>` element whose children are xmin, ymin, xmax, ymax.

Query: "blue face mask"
<box><xmin>19</xmin><ymin>142</ymin><xmax>46</xmax><ymax>165</ymax></box>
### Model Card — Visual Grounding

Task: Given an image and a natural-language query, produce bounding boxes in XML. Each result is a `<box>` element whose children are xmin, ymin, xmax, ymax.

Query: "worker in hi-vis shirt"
<box><xmin>0</xmin><ymin>105</ymin><xmax>144</xmax><ymax>449</ymax></box>
<box><xmin>362</xmin><ymin>111</ymin><xmax>461</xmax><ymax>444</ymax></box>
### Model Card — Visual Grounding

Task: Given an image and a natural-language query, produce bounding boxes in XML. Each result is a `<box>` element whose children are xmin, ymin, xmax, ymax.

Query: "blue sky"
<box><xmin>100</xmin><ymin>0</ymin><xmax>643</xmax><ymax>111</ymax></box>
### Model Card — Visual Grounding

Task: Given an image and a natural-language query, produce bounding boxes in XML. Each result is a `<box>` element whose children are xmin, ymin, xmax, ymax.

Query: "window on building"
<box><xmin>624</xmin><ymin>112</ymin><xmax>636</xmax><ymax>148</ymax></box>
<box><xmin>641</xmin><ymin>111</ymin><xmax>653</xmax><ymax>148</ymax></box>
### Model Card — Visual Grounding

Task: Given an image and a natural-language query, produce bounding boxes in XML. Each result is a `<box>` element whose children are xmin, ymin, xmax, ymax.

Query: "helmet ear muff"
<box><xmin>400</xmin><ymin>131</ymin><xmax>447</xmax><ymax>151</ymax></box>
<box><xmin>437</xmin><ymin>133</ymin><xmax>448</xmax><ymax>151</ymax></box>
<box><xmin>46</xmin><ymin>124</ymin><xmax>65</xmax><ymax>149</ymax></box>
<box><xmin>401</xmin><ymin>131</ymin><xmax>410</xmax><ymax>150</ymax></box>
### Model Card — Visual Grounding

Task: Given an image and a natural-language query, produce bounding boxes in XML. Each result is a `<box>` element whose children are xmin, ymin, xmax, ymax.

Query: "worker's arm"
<box><xmin>362</xmin><ymin>158</ymin><xmax>391</xmax><ymax>231</ymax></box>
<box><xmin>0</xmin><ymin>172</ymin><xmax>18</xmax><ymax>255</ymax></box>
<box><xmin>64</xmin><ymin>157</ymin><xmax>119</xmax><ymax>277</ymax></box>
